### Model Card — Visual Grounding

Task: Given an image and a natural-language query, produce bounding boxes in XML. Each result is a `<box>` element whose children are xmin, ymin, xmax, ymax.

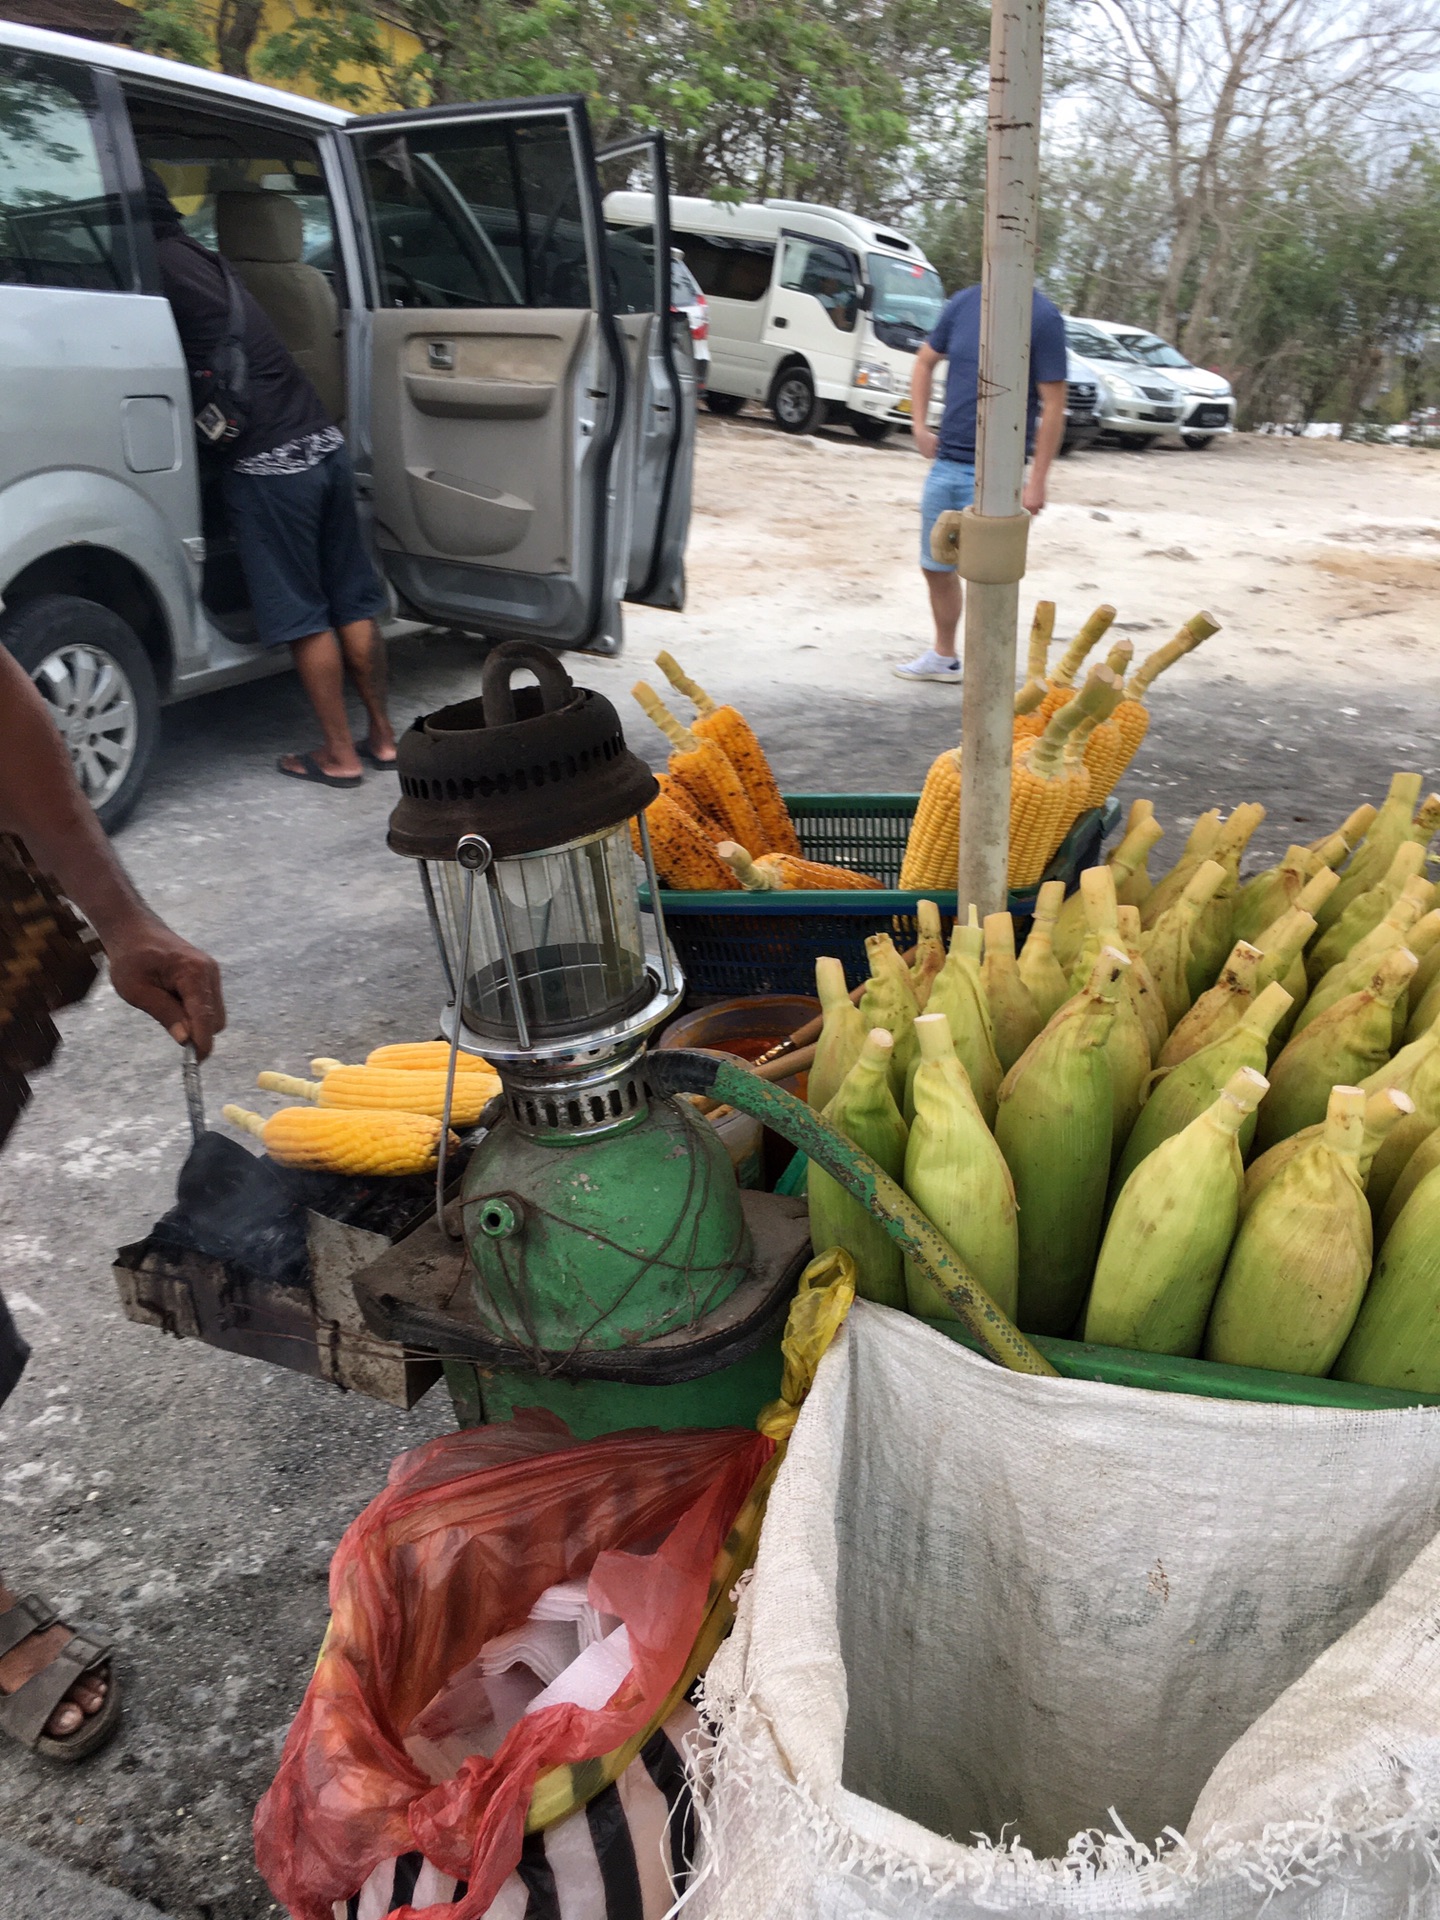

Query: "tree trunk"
<box><xmin>215</xmin><ymin>0</ymin><xmax>266</xmax><ymax>77</ymax></box>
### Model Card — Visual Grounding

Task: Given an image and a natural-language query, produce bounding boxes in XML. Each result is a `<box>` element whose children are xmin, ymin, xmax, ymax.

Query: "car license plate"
<box><xmin>895</xmin><ymin>398</ymin><xmax>912</xmax><ymax>415</ymax></box>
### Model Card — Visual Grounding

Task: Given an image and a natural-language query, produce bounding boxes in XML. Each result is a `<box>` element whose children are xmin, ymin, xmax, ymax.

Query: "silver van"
<box><xmin>0</xmin><ymin>24</ymin><xmax>696</xmax><ymax>826</ymax></box>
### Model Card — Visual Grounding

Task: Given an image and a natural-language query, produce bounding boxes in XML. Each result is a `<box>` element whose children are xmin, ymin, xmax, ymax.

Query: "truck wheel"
<box><xmin>2</xmin><ymin>594</ymin><xmax>159</xmax><ymax>832</ymax></box>
<box><xmin>1182</xmin><ymin>432</ymin><xmax>1214</xmax><ymax>450</ymax></box>
<box><xmin>704</xmin><ymin>392</ymin><xmax>745</xmax><ymax>416</ymax></box>
<box><xmin>849</xmin><ymin>413</ymin><xmax>893</xmax><ymax>444</ymax></box>
<box><xmin>772</xmin><ymin>366</ymin><xmax>821</xmax><ymax>434</ymax></box>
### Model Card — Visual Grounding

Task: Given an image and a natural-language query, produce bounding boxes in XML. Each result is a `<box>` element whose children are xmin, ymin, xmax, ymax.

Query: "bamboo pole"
<box><xmin>957</xmin><ymin>0</ymin><xmax>1047</xmax><ymax>916</ymax></box>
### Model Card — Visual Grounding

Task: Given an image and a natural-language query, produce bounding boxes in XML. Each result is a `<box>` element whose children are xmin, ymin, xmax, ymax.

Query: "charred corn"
<box><xmin>654</xmin><ymin>651</ymin><xmax>801</xmax><ymax>856</ymax></box>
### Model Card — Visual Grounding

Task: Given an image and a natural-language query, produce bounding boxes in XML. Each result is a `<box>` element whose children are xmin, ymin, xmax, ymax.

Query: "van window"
<box><xmin>779</xmin><ymin>237</ymin><xmax>858</xmax><ymax>332</ymax></box>
<box><xmin>676</xmin><ymin>233</ymin><xmax>774</xmax><ymax>303</ymax></box>
<box><xmin>0</xmin><ymin>52</ymin><xmax>130</xmax><ymax>292</ymax></box>
<box><xmin>356</xmin><ymin>120</ymin><xmax>591</xmax><ymax>309</ymax></box>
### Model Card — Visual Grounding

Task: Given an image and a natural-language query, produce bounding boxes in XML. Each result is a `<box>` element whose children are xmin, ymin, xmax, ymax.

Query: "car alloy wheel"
<box><xmin>32</xmin><ymin>642</ymin><xmax>140</xmax><ymax>810</ymax></box>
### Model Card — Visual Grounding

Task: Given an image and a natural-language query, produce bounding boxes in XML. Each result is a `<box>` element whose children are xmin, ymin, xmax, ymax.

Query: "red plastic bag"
<box><xmin>254</xmin><ymin>1413</ymin><xmax>771</xmax><ymax>1920</ymax></box>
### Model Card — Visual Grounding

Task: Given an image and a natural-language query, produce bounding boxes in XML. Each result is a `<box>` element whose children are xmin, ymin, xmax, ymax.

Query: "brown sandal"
<box><xmin>0</xmin><ymin>1592</ymin><xmax>122</xmax><ymax>1761</ymax></box>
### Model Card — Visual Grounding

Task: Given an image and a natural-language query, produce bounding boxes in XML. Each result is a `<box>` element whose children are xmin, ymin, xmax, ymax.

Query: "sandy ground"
<box><xmin>0</xmin><ymin>421</ymin><xmax>1437</xmax><ymax>1919</ymax></box>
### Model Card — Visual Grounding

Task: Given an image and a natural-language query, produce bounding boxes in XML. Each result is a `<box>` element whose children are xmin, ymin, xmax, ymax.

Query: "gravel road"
<box><xmin>1</xmin><ymin>420</ymin><xmax>1437</xmax><ymax>1917</ymax></box>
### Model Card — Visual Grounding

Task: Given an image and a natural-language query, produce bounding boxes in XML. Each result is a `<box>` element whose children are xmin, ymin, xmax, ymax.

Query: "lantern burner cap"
<box><xmin>387</xmin><ymin>641</ymin><xmax>658</xmax><ymax>861</ymax></box>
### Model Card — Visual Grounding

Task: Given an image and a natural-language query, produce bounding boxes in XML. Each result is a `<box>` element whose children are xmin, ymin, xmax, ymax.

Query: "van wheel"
<box><xmin>772</xmin><ymin>367</ymin><xmax>821</xmax><ymax>434</ymax></box>
<box><xmin>704</xmin><ymin>392</ymin><xmax>745</xmax><ymax>416</ymax></box>
<box><xmin>1182</xmin><ymin>432</ymin><xmax>1214</xmax><ymax>450</ymax></box>
<box><xmin>2</xmin><ymin>595</ymin><xmax>159</xmax><ymax>832</ymax></box>
<box><xmin>1124</xmin><ymin>435</ymin><xmax>1158</xmax><ymax>451</ymax></box>
<box><xmin>850</xmin><ymin>414</ymin><xmax>893</xmax><ymax>444</ymax></box>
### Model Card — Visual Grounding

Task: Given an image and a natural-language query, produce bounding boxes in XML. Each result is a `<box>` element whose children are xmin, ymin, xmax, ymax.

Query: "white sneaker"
<box><xmin>892</xmin><ymin>649</ymin><xmax>961</xmax><ymax>683</ymax></box>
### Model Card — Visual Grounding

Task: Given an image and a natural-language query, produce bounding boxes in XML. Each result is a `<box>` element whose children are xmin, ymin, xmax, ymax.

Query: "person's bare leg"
<box><xmin>283</xmin><ymin>629</ymin><xmax>361</xmax><ymax>780</ymax></box>
<box><xmin>0</xmin><ymin>1579</ymin><xmax>107</xmax><ymax>1738</ymax></box>
<box><xmin>338</xmin><ymin>619</ymin><xmax>396</xmax><ymax>764</ymax></box>
<box><xmin>925</xmin><ymin>568</ymin><xmax>962</xmax><ymax>660</ymax></box>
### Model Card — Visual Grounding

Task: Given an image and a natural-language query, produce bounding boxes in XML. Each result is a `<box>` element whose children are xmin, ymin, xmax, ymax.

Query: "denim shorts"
<box><xmin>920</xmin><ymin>457</ymin><xmax>977</xmax><ymax>572</ymax></box>
<box><xmin>222</xmin><ymin>445</ymin><xmax>388</xmax><ymax>648</ymax></box>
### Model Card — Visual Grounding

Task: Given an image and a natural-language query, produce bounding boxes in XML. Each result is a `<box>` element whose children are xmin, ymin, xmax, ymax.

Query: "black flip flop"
<box><xmin>357</xmin><ymin>743</ymin><xmax>399</xmax><ymax>771</ymax></box>
<box><xmin>277</xmin><ymin>751</ymin><xmax>363</xmax><ymax>790</ymax></box>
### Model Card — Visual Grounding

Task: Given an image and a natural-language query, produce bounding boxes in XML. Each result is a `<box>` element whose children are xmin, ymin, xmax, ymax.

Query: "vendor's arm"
<box><xmin>0</xmin><ymin>646</ymin><xmax>225</xmax><ymax>1057</ymax></box>
<box><xmin>1022</xmin><ymin>381</ymin><xmax>1067</xmax><ymax>515</ymax></box>
<box><xmin>910</xmin><ymin>342</ymin><xmax>941</xmax><ymax>462</ymax></box>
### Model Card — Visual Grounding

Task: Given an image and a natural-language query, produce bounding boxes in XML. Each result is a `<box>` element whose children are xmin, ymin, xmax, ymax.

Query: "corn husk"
<box><xmin>902</xmin><ymin>1014</ymin><xmax>1019</xmax><ymax>1321</ymax></box>
<box><xmin>922</xmin><ymin>916</ymin><xmax>1001</xmax><ymax>1127</ymax></box>
<box><xmin>808</xmin><ymin>1028</ymin><xmax>909</xmax><ymax>1308</ymax></box>
<box><xmin>1316</xmin><ymin>773</ymin><xmax>1425</xmax><ymax>931</ymax></box>
<box><xmin>859</xmin><ymin>932</ymin><xmax>919</xmax><ymax>1105</ymax></box>
<box><xmin>1335</xmin><ymin>1160</ymin><xmax>1440</xmax><ymax>1391</ymax></box>
<box><xmin>995</xmin><ymin>947</ymin><xmax>1125</xmax><ymax>1336</ymax></box>
<box><xmin>1140</xmin><ymin>858</ymin><xmax>1226</xmax><ymax>1029</ymax></box>
<box><xmin>1110</xmin><ymin>980</ymin><xmax>1293</xmax><ymax>1198</ymax></box>
<box><xmin>1205</xmin><ymin>1085</ymin><xmax>1372</xmax><ymax>1375</ymax></box>
<box><xmin>910</xmin><ymin>899</ymin><xmax>946</xmax><ymax>1010</ymax></box>
<box><xmin>1060</xmin><ymin>870</ymin><xmax>1150</xmax><ymax>1152</ymax></box>
<box><xmin>1156</xmin><ymin>941</ymin><xmax>1262</xmax><ymax>1070</ymax></box>
<box><xmin>1252</xmin><ymin>947</ymin><xmax>1417</xmax><ymax>1155</ymax></box>
<box><xmin>1376</xmin><ymin>1122</ymin><xmax>1440</xmax><ymax>1243</ymax></box>
<box><xmin>1232</xmin><ymin>844</ymin><xmax>1322</xmax><ymax>946</ymax></box>
<box><xmin>1190</xmin><ymin>804</ymin><xmax>1266</xmax><ymax>992</ymax></box>
<box><xmin>1404</xmin><ymin>964</ymin><xmax>1440</xmax><ymax>1047</ymax></box>
<box><xmin>809</xmin><ymin>956</ymin><xmax>865</xmax><ymax>1114</ymax></box>
<box><xmin>980</xmin><ymin>912</ymin><xmax>1043</xmax><ymax>1072</ymax></box>
<box><xmin>1111</xmin><ymin>800</ymin><xmax>1165</xmax><ymax>908</ymax></box>
<box><xmin>1308</xmin><ymin>802</ymin><xmax>1375</xmax><ymax>860</ymax></box>
<box><xmin>1084</xmin><ymin>1066</ymin><xmax>1268</xmax><ymax>1356</ymax></box>
<box><xmin>1358</xmin><ymin>1019</ymin><xmax>1440</xmax><ymax>1217</ymax></box>
<box><xmin>1306</xmin><ymin>842</ymin><xmax>1429</xmax><ymax>982</ymax></box>
<box><xmin>1242</xmin><ymin>1086</ymin><xmax>1415</xmax><ymax>1220</ymax></box>
<box><xmin>1117</xmin><ymin>904</ymin><xmax>1169</xmax><ymax>1058</ymax></box>
<box><xmin>1017</xmin><ymin>880</ymin><xmax>1070</xmax><ymax>1022</ymax></box>
<box><xmin>1294</xmin><ymin>882</ymin><xmax>1433</xmax><ymax>1036</ymax></box>
<box><xmin>1139</xmin><ymin>809</ymin><xmax>1223</xmax><ymax>930</ymax></box>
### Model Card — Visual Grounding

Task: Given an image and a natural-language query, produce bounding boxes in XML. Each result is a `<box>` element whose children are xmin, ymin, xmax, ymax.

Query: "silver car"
<box><xmin>1063</xmin><ymin>320</ymin><xmax>1185</xmax><ymax>449</ymax></box>
<box><xmin>0</xmin><ymin>23</ymin><xmax>696</xmax><ymax>828</ymax></box>
<box><xmin>1082</xmin><ymin>319</ymin><xmax>1236</xmax><ymax>449</ymax></box>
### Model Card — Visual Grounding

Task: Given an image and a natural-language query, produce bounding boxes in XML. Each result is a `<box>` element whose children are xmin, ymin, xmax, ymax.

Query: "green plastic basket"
<box><xmin>642</xmin><ymin>794</ymin><xmax>1119</xmax><ymax>999</ymax></box>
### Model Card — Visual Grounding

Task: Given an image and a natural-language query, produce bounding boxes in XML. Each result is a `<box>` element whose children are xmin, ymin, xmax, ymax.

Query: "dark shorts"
<box><xmin>223</xmin><ymin>445</ymin><xmax>387</xmax><ymax>648</ymax></box>
<box><xmin>0</xmin><ymin>1287</ymin><xmax>30</xmax><ymax>1410</ymax></box>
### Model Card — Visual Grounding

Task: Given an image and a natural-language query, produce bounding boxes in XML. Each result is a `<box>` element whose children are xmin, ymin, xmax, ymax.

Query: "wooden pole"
<box><xmin>956</xmin><ymin>0</ymin><xmax>1046</xmax><ymax>916</ymax></box>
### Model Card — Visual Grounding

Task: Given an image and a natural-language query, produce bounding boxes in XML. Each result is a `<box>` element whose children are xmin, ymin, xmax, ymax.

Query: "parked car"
<box><xmin>1082</xmin><ymin>318</ymin><xmax>1235</xmax><ymax>449</ymax></box>
<box><xmin>1062</xmin><ymin>352</ymin><xmax>1103</xmax><ymax>453</ymax></box>
<box><xmin>671</xmin><ymin>251</ymin><xmax>710</xmax><ymax>391</ymax></box>
<box><xmin>607</xmin><ymin>191</ymin><xmax>945</xmax><ymax>442</ymax></box>
<box><xmin>0</xmin><ymin>23</ymin><xmax>697</xmax><ymax>828</ymax></box>
<box><xmin>1064</xmin><ymin>320</ymin><xmax>1185</xmax><ymax>448</ymax></box>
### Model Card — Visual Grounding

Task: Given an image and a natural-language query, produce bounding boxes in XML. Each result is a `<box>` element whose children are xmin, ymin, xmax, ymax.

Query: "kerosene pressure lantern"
<box><xmin>388</xmin><ymin>642</ymin><xmax>811</xmax><ymax>1417</ymax></box>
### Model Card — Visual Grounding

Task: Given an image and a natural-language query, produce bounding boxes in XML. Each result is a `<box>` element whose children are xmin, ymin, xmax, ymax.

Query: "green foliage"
<box><xmin>129</xmin><ymin>0</ymin><xmax>215</xmax><ymax>69</ymax></box>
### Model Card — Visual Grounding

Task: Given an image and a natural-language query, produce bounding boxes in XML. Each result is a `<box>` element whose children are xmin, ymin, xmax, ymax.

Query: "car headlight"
<box><xmin>1104</xmin><ymin>374</ymin><xmax>1141</xmax><ymax>399</ymax></box>
<box><xmin>854</xmin><ymin>360</ymin><xmax>896</xmax><ymax>394</ymax></box>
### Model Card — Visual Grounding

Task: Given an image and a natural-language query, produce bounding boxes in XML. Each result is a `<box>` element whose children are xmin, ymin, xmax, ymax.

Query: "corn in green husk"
<box><xmin>1335</xmin><ymin>1157</ymin><xmax>1440</xmax><ymax>1391</ymax></box>
<box><xmin>859</xmin><ymin>932</ymin><xmax>919</xmax><ymax>1105</ymax></box>
<box><xmin>1141</xmin><ymin>858</ymin><xmax>1226</xmax><ymax>1030</ymax></box>
<box><xmin>1306</xmin><ymin>842</ymin><xmax>1429</xmax><ymax>983</ymax></box>
<box><xmin>923</xmin><ymin>914</ymin><xmax>1001</xmax><ymax>1126</ymax></box>
<box><xmin>808</xmin><ymin>1027</ymin><xmax>909</xmax><ymax>1309</ymax></box>
<box><xmin>1241</xmin><ymin>1086</ymin><xmax>1414</xmax><ymax>1219</ymax></box>
<box><xmin>1018</xmin><ymin>880</ymin><xmax>1070</xmax><ymax>1023</ymax></box>
<box><xmin>1358</xmin><ymin>1021</ymin><xmax>1440</xmax><ymax>1216</ymax></box>
<box><xmin>1156</xmin><ymin>940</ymin><xmax>1262</xmax><ymax>1070</ymax></box>
<box><xmin>1139</xmin><ymin>809</ymin><xmax>1222</xmax><ymax>930</ymax></box>
<box><xmin>809</xmin><ymin>955</ymin><xmax>865</xmax><ymax>1115</ymax></box>
<box><xmin>1189</xmin><ymin>804</ymin><xmax>1265</xmax><ymax>994</ymax></box>
<box><xmin>1315</xmin><ymin>773</ymin><xmax>1424</xmax><ymax>932</ymax></box>
<box><xmin>1377</xmin><ymin>1120</ymin><xmax>1440</xmax><ymax>1242</ymax></box>
<box><xmin>981</xmin><ymin>912</ymin><xmax>1043</xmax><ymax>1073</ymax></box>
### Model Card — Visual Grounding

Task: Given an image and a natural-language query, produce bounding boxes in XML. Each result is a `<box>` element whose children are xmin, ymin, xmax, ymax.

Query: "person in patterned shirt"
<box><xmin>144</xmin><ymin>170</ymin><xmax>395</xmax><ymax>789</ymax></box>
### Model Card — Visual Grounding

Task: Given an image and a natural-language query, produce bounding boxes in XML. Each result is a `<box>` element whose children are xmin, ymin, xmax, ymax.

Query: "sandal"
<box><xmin>277</xmin><ymin>751</ymin><xmax>363</xmax><ymax>790</ymax></box>
<box><xmin>0</xmin><ymin>1593</ymin><xmax>122</xmax><ymax>1762</ymax></box>
<box><xmin>357</xmin><ymin>742</ymin><xmax>398</xmax><ymax>771</ymax></box>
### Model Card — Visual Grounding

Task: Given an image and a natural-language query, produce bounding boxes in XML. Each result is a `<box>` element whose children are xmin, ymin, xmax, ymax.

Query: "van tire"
<box><xmin>705</xmin><ymin>392</ymin><xmax>746</xmax><ymax>416</ymax></box>
<box><xmin>771</xmin><ymin>366</ymin><xmax>821</xmax><ymax>434</ymax></box>
<box><xmin>850</xmin><ymin>414</ymin><xmax>893</xmax><ymax>444</ymax></box>
<box><xmin>1182</xmin><ymin>432</ymin><xmax>1214</xmax><ymax>450</ymax></box>
<box><xmin>2</xmin><ymin>595</ymin><xmax>159</xmax><ymax>833</ymax></box>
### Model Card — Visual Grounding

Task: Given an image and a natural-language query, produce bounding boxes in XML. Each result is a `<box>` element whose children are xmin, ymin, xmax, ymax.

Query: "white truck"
<box><xmin>605</xmin><ymin>192</ymin><xmax>944</xmax><ymax>441</ymax></box>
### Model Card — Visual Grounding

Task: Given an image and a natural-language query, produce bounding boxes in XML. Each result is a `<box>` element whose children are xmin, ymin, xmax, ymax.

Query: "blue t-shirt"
<box><xmin>929</xmin><ymin>286</ymin><xmax>1069</xmax><ymax>464</ymax></box>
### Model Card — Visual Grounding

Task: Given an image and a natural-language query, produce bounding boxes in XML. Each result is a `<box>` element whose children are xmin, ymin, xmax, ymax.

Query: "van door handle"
<box><xmin>773</xmin><ymin>317</ymin><xmax>788</xmax><ymax>328</ymax></box>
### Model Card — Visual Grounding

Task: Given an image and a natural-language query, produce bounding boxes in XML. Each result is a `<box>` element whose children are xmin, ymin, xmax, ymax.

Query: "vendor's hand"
<box><xmin>103</xmin><ymin>911</ymin><xmax>226</xmax><ymax>1060</ymax></box>
<box><xmin>1022</xmin><ymin>471</ymin><xmax>1047</xmax><ymax>514</ymax></box>
<box><xmin>913</xmin><ymin>422</ymin><xmax>939</xmax><ymax>462</ymax></box>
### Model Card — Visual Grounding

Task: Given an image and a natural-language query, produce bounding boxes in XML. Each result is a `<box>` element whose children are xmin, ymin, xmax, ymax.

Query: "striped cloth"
<box><xmin>338</xmin><ymin>1711</ymin><xmax>697</xmax><ymax>1920</ymax></box>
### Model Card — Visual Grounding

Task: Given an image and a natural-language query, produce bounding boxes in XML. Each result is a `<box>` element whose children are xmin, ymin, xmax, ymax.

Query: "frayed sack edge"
<box><xmin>669</xmin><ymin>1680</ymin><xmax>1440</xmax><ymax>1917</ymax></box>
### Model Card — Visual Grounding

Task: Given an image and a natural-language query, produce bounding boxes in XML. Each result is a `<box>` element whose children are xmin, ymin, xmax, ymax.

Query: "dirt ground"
<box><xmin>1</xmin><ymin>419</ymin><xmax>1438</xmax><ymax>1920</ymax></box>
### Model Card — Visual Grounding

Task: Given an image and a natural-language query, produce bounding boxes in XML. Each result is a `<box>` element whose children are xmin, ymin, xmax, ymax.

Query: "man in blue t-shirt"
<box><xmin>895</xmin><ymin>285</ymin><xmax>1069</xmax><ymax>683</ymax></box>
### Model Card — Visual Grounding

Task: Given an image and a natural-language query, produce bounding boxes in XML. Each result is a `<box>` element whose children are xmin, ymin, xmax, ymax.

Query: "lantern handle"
<box><xmin>480</xmin><ymin>640</ymin><xmax>575</xmax><ymax>728</ymax></box>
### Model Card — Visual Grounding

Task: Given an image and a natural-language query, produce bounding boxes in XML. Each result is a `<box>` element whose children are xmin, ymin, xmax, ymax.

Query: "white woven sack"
<box><xmin>685</xmin><ymin>1301</ymin><xmax>1440</xmax><ymax>1920</ymax></box>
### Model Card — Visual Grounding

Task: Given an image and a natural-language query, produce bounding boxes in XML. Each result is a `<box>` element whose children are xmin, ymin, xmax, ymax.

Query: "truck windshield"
<box><xmin>867</xmin><ymin>254</ymin><xmax>944</xmax><ymax>346</ymax></box>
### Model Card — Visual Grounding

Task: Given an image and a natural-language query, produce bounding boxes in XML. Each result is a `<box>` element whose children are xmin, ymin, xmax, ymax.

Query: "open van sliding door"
<box><xmin>595</xmin><ymin>133</ymin><xmax>692</xmax><ymax>610</ymax></box>
<box><xmin>341</xmin><ymin>97</ymin><xmax>631</xmax><ymax>652</ymax></box>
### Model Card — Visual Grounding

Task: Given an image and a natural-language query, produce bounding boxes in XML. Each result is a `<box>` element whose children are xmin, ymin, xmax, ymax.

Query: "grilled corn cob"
<box><xmin>1084</xmin><ymin>1066</ymin><xmax>1268</xmax><ymax>1356</ymax></box>
<box><xmin>635</xmin><ymin>787</ymin><xmax>738</xmax><ymax>890</ymax></box>
<box><xmin>996</xmin><ymin>946</ymin><xmax>1126</xmax><ymax>1334</ymax></box>
<box><xmin>903</xmin><ymin>1012</ymin><xmax>1019</xmax><ymax>1320</ymax></box>
<box><xmin>654</xmin><ymin>651</ymin><xmax>802</xmax><ymax>857</ymax></box>
<box><xmin>224</xmin><ymin>1103</ymin><xmax>454</xmax><ymax>1175</ymax></box>
<box><xmin>807</xmin><ymin>1027</ymin><xmax>908</xmax><ymax>1309</ymax></box>
<box><xmin>256</xmin><ymin>1064</ymin><xmax>496</xmax><ymax>1128</ymax></box>
<box><xmin>631</xmin><ymin>683</ymin><xmax>767</xmax><ymax>854</ymax></box>
<box><xmin>1206</xmin><ymin>1085</ymin><xmax>1372</xmax><ymax>1374</ymax></box>
<box><xmin>808</xmin><ymin>955</ymin><xmax>866</xmax><ymax>1115</ymax></box>
<box><xmin>718</xmin><ymin>842</ymin><xmax>881</xmax><ymax>891</ymax></box>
